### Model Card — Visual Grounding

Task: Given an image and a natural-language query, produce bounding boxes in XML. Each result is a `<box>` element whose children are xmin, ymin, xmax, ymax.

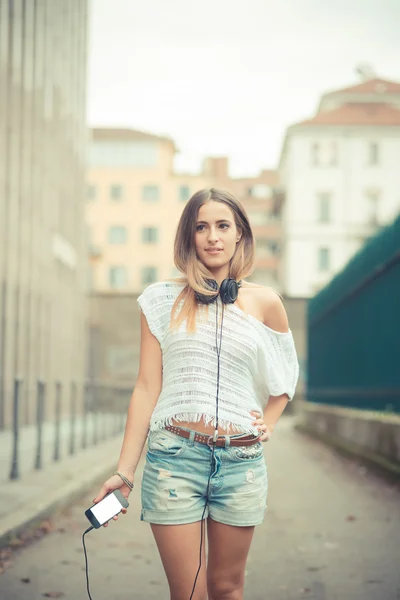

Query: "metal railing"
<box><xmin>5</xmin><ymin>377</ymin><xmax>132</xmax><ymax>481</ymax></box>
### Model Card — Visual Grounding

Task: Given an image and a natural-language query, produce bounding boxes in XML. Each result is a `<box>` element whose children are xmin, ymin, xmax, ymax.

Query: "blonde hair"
<box><xmin>170</xmin><ymin>188</ymin><xmax>255</xmax><ymax>332</ymax></box>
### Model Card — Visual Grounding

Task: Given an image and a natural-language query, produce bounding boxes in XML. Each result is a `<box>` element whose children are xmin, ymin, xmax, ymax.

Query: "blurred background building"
<box><xmin>279</xmin><ymin>76</ymin><xmax>400</xmax><ymax>297</ymax></box>
<box><xmin>85</xmin><ymin>128</ymin><xmax>282</xmax><ymax>295</ymax></box>
<box><xmin>0</xmin><ymin>0</ymin><xmax>88</xmax><ymax>428</ymax></box>
<box><xmin>85</xmin><ymin>128</ymin><xmax>283</xmax><ymax>383</ymax></box>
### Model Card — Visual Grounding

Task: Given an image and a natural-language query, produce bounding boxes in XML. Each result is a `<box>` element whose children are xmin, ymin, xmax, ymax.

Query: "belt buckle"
<box><xmin>207</xmin><ymin>435</ymin><xmax>227</xmax><ymax>448</ymax></box>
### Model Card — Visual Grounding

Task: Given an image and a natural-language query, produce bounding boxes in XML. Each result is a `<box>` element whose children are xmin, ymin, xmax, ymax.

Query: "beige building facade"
<box><xmin>86</xmin><ymin>129</ymin><xmax>282</xmax><ymax>295</ymax></box>
<box><xmin>0</xmin><ymin>0</ymin><xmax>89</xmax><ymax>428</ymax></box>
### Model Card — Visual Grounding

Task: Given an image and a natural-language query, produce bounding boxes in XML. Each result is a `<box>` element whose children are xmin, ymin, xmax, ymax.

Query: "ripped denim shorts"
<box><xmin>140</xmin><ymin>426</ymin><xmax>268</xmax><ymax>527</ymax></box>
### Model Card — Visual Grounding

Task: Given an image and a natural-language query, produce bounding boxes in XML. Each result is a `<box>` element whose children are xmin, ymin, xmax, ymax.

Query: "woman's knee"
<box><xmin>207</xmin><ymin>572</ymin><xmax>244</xmax><ymax>600</ymax></box>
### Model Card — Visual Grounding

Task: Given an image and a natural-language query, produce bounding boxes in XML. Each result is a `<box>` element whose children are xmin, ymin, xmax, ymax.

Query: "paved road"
<box><xmin>1</xmin><ymin>417</ymin><xmax>399</xmax><ymax>600</ymax></box>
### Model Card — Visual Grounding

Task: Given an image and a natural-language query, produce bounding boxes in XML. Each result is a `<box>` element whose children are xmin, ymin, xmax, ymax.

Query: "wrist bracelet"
<box><xmin>113</xmin><ymin>471</ymin><xmax>134</xmax><ymax>490</ymax></box>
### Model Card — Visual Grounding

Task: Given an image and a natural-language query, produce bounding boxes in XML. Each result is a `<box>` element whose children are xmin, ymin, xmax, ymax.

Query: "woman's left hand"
<box><xmin>250</xmin><ymin>411</ymin><xmax>272</xmax><ymax>442</ymax></box>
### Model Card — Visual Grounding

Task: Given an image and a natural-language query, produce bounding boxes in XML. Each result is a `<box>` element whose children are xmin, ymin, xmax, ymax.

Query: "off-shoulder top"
<box><xmin>137</xmin><ymin>281</ymin><xmax>299</xmax><ymax>435</ymax></box>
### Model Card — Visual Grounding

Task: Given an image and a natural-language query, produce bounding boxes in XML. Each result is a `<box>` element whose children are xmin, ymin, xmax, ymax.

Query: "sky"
<box><xmin>87</xmin><ymin>0</ymin><xmax>400</xmax><ymax>177</ymax></box>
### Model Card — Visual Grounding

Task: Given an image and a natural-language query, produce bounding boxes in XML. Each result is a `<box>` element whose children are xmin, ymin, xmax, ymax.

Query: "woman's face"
<box><xmin>194</xmin><ymin>200</ymin><xmax>240</xmax><ymax>273</ymax></box>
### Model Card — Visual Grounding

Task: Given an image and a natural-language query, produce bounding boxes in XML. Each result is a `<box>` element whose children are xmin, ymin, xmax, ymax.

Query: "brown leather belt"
<box><xmin>164</xmin><ymin>425</ymin><xmax>261</xmax><ymax>448</ymax></box>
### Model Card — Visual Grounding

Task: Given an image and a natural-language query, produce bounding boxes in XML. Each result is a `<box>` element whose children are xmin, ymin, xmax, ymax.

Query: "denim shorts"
<box><xmin>141</xmin><ymin>427</ymin><xmax>268</xmax><ymax>527</ymax></box>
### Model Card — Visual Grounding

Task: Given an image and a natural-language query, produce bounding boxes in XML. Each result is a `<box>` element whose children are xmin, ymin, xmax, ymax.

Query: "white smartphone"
<box><xmin>85</xmin><ymin>490</ymin><xmax>129</xmax><ymax>529</ymax></box>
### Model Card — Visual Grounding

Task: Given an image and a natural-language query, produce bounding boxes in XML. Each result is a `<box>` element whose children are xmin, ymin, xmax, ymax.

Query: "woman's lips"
<box><xmin>205</xmin><ymin>248</ymin><xmax>222</xmax><ymax>254</ymax></box>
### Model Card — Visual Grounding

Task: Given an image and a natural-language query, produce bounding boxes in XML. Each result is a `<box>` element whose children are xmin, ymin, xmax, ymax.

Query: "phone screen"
<box><xmin>90</xmin><ymin>493</ymin><xmax>123</xmax><ymax>526</ymax></box>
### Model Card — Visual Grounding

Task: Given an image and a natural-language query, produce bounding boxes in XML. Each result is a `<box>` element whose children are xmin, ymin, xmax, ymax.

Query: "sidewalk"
<box><xmin>0</xmin><ymin>413</ymin><xmax>120</xmax><ymax>484</ymax></box>
<box><xmin>0</xmin><ymin>419</ymin><xmax>124</xmax><ymax>545</ymax></box>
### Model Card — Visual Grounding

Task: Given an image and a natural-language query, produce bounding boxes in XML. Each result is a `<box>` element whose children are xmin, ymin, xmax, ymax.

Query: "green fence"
<box><xmin>307</xmin><ymin>213</ymin><xmax>400</xmax><ymax>414</ymax></box>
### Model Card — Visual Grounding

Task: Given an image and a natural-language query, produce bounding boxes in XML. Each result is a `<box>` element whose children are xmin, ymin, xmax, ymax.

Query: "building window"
<box><xmin>89</xmin><ymin>141</ymin><xmax>158</xmax><ymax>168</ymax></box>
<box><xmin>142</xmin><ymin>227</ymin><xmax>159</xmax><ymax>244</ymax></box>
<box><xmin>109</xmin><ymin>226</ymin><xmax>128</xmax><ymax>244</ymax></box>
<box><xmin>247</xmin><ymin>210</ymin><xmax>269</xmax><ymax>226</ymax></box>
<box><xmin>329</xmin><ymin>141</ymin><xmax>338</xmax><ymax>166</ymax></box>
<box><xmin>109</xmin><ymin>266</ymin><xmax>128</xmax><ymax>289</ymax></box>
<box><xmin>142</xmin><ymin>267</ymin><xmax>157</xmax><ymax>285</ymax></box>
<box><xmin>311</xmin><ymin>143</ymin><xmax>320</xmax><ymax>166</ymax></box>
<box><xmin>88</xmin><ymin>266</ymin><xmax>94</xmax><ymax>290</ymax></box>
<box><xmin>317</xmin><ymin>192</ymin><xmax>331</xmax><ymax>223</ymax></box>
<box><xmin>179</xmin><ymin>185</ymin><xmax>190</xmax><ymax>202</ymax></box>
<box><xmin>269</xmin><ymin>241</ymin><xmax>280</xmax><ymax>255</ymax></box>
<box><xmin>256</xmin><ymin>239</ymin><xmax>280</xmax><ymax>256</ymax></box>
<box><xmin>143</xmin><ymin>185</ymin><xmax>160</xmax><ymax>202</ymax></box>
<box><xmin>256</xmin><ymin>239</ymin><xmax>270</xmax><ymax>257</ymax></box>
<box><xmin>171</xmin><ymin>266</ymin><xmax>180</xmax><ymax>278</ymax></box>
<box><xmin>365</xmin><ymin>190</ymin><xmax>380</xmax><ymax>225</ymax></box>
<box><xmin>248</xmin><ymin>184</ymin><xmax>272</xmax><ymax>198</ymax></box>
<box><xmin>318</xmin><ymin>248</ymin><xmax>330</xmax><ymax>272</ymax></box>
<box><xmin>86</xmin><ymin>184</ymin><xmax>97</xmax><ymax>200</ymax></box>
<box><xmin>110</xmin><ymin>184</ymin><xmax>123</xmax><ymax>200</ymax></box>
<box><xmin>368</xmin><ymin>142</ymin><xmax>379</xmax><ymax>166</ymax></box>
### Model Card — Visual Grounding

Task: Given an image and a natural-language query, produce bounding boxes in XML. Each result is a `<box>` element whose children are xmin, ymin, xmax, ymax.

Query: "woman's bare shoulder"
<box><xmin>241</xmin><ymin>281</ymin><xmax>288</xmax><ymax>332</ymax></box>
<box><xmin>241</xmin><ymin>280</ymin><xmax>281</xmax><ymax>300</ymax></box>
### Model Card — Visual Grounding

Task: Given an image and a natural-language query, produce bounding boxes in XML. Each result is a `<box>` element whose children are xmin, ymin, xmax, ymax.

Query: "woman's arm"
<box><xmin>93</xmin><ymin>311</ymin><xmax>162</xmax><ymax>505</ymax></box>
<box><xmin>116</xmin><ymin>311</ymin><xmax>163</xmax><ymax>480</ymax></box>
<box><xmin>263</xmin><ymin>291</ymin><xmax>291</xmax><ymax>431</ymax></box>
<box><xmin>261</xmin><ymin>394</ymin><xmax>288</xmax><ymax>433</ymax></box>
<box><xmin>252</xmin><ymin>289</ymin><xmax>291</xmax><ymax>437</ymax></box>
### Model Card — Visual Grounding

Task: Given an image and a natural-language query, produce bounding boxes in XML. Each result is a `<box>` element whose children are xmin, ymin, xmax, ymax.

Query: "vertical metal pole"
<box><xmin>53</xmin><ymin>381</ymin><xmax>61</xmax><ymax>461</ymax></box>
<box><xmin>98</xmin><ymin>386</ymin><xmax>103</xmax><ymax>441</ymax></box>
<box><xmin>81</xmin><ymin>381</ymin><xmax>88</xmax><ymax>449</ymax></box>
<box><xmin>100</xmin><ymin>406</ymin><xmax>104</xmax><ymax>441</ymax></box>
<box><xmin>0</xmin><ymin>281</ymin><xmax>7</xmax><ymax>431</ymax></box>
<box><xmin>34</xmin><ymin>380</ymin><xmax>45</xmax><ymax>470</ymax></box>
<box><xmin>93</xmin><ymin>382</ymin><xmax>98</xmax><ymax>446</ymax></box>
<box><xmin>69</xmin><ymin>381</ymin><xmax>76</xmax><ymax>455</ymax></box>
<box><xmin>9</xmin><ymin>377</ymin><xmax>23</xmax><ymax>480</ymax></box>
<box><xmin>113</xmin><ymin>389</ymin><xmax>118</xmax><ymax>436</ymax></box>
<box><xmin>119</xmin><ymin>390</ymin><xmax>125</xmax><ymax>433</ymax></box>
<box><xmin>102</xmin><ymin>386</ymin><xmax>107</xmax><ymax>440</ymax></box>
<box><xmin>103</xmin><ymin>386</ymin><xmax>108</xmax><ymax>440</ymax></box>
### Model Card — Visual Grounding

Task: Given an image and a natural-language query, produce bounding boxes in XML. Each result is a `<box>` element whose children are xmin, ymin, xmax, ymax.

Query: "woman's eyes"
<box><xmin>196</xmin><ymin>223</ymin><xmax>229</xmax><ymax>232</ymax></box>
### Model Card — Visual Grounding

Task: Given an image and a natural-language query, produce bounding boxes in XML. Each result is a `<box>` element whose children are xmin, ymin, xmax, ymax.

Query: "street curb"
<box><xmin>0</xmin><ymin>438</ymin><xmax>123</xmax><ymax>548</ymax></box>
<box><xmin>295</xmin><ymin>422</ymin><xmax>400</xmax><ymax>482</ymax></box>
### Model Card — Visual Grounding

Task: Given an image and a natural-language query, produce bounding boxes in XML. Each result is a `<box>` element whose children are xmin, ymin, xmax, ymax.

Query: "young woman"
<box><xmin>93</xmin><ymin>188</ymin><xmax>299</xmax><ymax>600</ymax></box>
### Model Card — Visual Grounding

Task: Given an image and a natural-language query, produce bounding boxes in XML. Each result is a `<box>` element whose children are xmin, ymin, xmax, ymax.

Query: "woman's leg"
<box><xmin>151</xmin><ymin>520</ymin><xmax>208</xmax><ymax>600</ymax></box>
<box><xmin>206</xmin><ymin>518</ymin><xmax>255</xmax><ymax>600</ymax></box>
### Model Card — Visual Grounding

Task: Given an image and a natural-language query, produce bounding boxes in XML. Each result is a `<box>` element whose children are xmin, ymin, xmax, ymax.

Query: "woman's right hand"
<box><xmin>93</xmin><ymin>473</ymin><xmax>132</xmax><ymax>527</ymax></box>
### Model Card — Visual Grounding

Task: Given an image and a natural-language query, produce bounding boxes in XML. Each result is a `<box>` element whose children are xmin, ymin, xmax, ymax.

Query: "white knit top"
<box><xmin>137</xmin><ymin>281</ymin><xmax>299</xmax><ymax>435</ymax></box>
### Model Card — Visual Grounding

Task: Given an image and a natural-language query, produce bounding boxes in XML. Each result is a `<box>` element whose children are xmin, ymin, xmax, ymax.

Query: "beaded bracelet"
<box><xmin>113</xmin><ymin>471</ymin><xmax>134</xmax><ymax>490</ymax></box>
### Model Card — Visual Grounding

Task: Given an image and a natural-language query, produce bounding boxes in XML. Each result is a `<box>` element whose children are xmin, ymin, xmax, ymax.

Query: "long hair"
<box><xmin>171</xmin><ymin>188</ymin><xmax>255</xmax><ymax>332</ymax></box>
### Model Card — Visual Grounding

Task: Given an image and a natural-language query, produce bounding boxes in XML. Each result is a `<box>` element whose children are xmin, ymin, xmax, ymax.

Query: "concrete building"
<box><xmin>0</xmin><ymin>1</ymin><xmax>89</xmax><ymax>428</ymax></box>
<box><xmin>279</xmin><ymin>77</ymin><xmax>400</xmax><ymax>298</ymax></box>
<box><xmin>86</xmin><ymin>128</ymin><xmax>281</xmax><ymax>295</ymax></box>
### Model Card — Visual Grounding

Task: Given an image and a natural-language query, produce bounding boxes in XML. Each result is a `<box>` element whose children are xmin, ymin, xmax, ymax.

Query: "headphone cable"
<box><xmin>189</xmin><ymin>298</ymin><xmax>225</xmax><ymax>599</ymax></box>
<box><xmin>82</xmin><ymin>525</ymin><xmax>94</xmax><ymax>599</ymax></box>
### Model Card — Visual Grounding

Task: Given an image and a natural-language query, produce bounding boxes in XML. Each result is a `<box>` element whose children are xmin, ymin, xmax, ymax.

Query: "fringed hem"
<box><xmin>150</xmin><ymin>412</ymin><xmax>257</xmax><ymax>435</ymax></box>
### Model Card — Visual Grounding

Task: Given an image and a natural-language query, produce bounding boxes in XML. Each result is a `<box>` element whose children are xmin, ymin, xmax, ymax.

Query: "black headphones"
<box><xmin>195</xmin><ymin>278</ymin><xmax>242</xmax><ymax>305</ymax></box>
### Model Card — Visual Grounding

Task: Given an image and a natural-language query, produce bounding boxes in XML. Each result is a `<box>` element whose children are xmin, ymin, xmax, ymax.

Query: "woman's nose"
<box><xmin>207</xmin><ymin>227</ymin><xmax>219</xmax><ymax>242</ymax></box>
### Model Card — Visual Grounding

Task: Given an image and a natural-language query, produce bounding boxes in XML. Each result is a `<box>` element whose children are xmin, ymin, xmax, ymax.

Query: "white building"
<box><xmin>279</xmin><ymin>77</ymin><xmax>400</xmax><ymax>298</ymax></box>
